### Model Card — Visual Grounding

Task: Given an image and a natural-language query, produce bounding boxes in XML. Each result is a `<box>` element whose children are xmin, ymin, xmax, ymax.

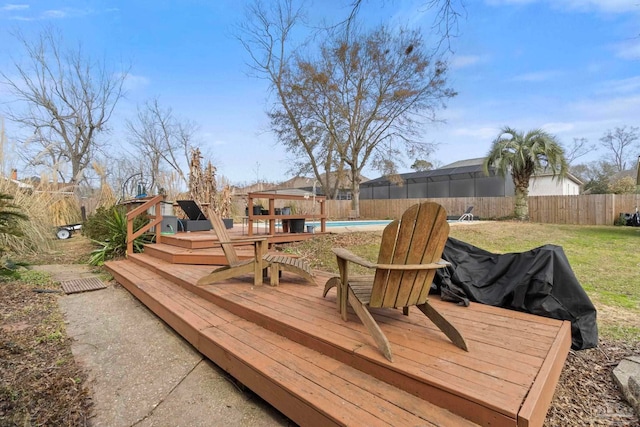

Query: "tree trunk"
<box><xmin>514</xmin><ymin>184</ymin><xmax>529</xmax><ymax>220</ymax></box>
<box><xmin>351</xmin><ymin>187</ymin><xmax>360</xmax><ymax>218</ymax></box>
<box><xmin>347</xmin><ymin>166</ymin><xmax>362</xmax><ymax>217</ymax></box>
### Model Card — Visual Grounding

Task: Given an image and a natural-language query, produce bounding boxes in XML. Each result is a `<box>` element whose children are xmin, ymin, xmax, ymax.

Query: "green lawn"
<box><xmin>285</xmin><ymin>221</ymin><xmax>640</xmax><ymax>342</ymax></box>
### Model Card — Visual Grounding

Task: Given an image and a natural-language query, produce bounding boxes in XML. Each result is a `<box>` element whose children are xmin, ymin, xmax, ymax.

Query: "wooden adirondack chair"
<box><xmin>325</xmin><ymin>201</ymin><xmax>467</xmax><ymax>362</ymax></box>
<box><xmin>197</xmin><ymin>207</ymin><xmax>315</xmax><ymax>287</ymax></box>
<box><xmin>196</xmin><ymin>207</ymin><xmax>268</xmax><ymax>286</ymax></box>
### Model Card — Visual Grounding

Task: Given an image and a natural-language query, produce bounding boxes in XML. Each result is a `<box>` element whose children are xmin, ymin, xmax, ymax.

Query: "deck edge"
<box><xmin>517</xmin><ymin>320</ymin><xmax>572</xmax><ymax>427</ymax></box>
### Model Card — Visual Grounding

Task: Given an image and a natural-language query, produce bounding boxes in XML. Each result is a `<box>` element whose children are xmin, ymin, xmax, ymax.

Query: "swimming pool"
<box><xmin>306</xmin><ymin>220</ymin><xmax>392</xmax><ymax>228</ymax></box>
<box><xmin>305</xmin><ymin>219</ymin><xmax>458</xmax><ymax>228</ymax></box>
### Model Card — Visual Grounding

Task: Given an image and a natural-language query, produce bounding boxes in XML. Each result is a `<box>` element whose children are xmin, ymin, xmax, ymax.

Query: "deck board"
<box><xmin>204</xmin><ymin>279</ymin><xmax>526</xmax><ymax>418</ymax></box>
<box><xmin>161</xmin><ymin>228</ymin><xmax>321</xmax><ymax>250</ymax></box>
<box><xmin>108</xmin><ymin>258</ymin><xmax>477</xmax><ymax>427</ymax></box>
<box><xmin>106</xmin><ymin>240</ymin><xmax>571</xmax><ymax>427</ymax></box>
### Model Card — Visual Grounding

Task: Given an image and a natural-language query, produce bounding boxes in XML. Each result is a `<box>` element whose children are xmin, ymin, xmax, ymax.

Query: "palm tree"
<box><xmin>484</xmin><ymin>127</ymin><xmax>567</xmax><ymax>220</ymax></box>
<box><xmin>0</xmin><ymin>192</ymin><xmax>27</xmax><ymax>237</ymax></box>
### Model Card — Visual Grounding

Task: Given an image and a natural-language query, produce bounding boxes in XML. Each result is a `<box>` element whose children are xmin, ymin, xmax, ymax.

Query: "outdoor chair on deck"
<box><xmin>458</xmin><ymin>206</ymin><xmax>474</xmax><ymax>221</ymax></box>
<box><xmin>322</xmin><ymin>202</ymin><xmax>467</xmax><ymax>362</ymax></box>
<box><xmin>197</xmin><ymin>207</ymin><xmax>314</xmax><ymax>287</ymax></box>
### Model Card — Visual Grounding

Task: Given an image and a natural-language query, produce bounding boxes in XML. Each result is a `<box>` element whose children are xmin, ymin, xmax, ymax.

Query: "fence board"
<box><xmin>322</xmin><ymin>194</ymin><xmax>640</xmax><ymax>226</ymax></box>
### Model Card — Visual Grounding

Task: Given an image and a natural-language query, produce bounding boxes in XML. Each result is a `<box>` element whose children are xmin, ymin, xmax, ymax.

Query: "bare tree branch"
<box><xmin>125</xmin><ymin>98</ymin><xmax>199</xmax><ymax>193</ymax></box>
<box><xmin>599</xmin><ymin>126</ymin><xmax>639</xmax><ymax>172</ymax></box>
<box><xmin>1</xmin><ymin>26</ymin><xmax>128</xmax><ymax>186</ymax></box>
<box><xmin>342</xmin><ymin>0</ymin><xmax>465</xmax><ymax>52</ymax></box>
<box><xmin>240</xmin><ymin>0</ymin><xmax>455</xmax><ymax>213</ymax></box>
<box><xmin>564</xmin><ymin>137</ymin><xmax>596</xmax><ymax>166</ymax></box>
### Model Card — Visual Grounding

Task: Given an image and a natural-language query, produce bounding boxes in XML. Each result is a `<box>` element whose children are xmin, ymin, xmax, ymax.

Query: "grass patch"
<box><xmin>599</xmin><ymin>324</ymin><xmax>640</xmax><ymax>342</ymax></box>
<box><xmin>448</xmin><ymin>223</ymin><xmax>640</xmax><ymax>333</ymax></box>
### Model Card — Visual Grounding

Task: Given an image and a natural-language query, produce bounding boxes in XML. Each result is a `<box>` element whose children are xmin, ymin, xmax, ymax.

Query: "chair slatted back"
<box><xmin>369</xmin><ymin>202</ymin><xmax>449</xmax><ymax>308</ymax></box>
<box><xmin>206</xmin><ymin>207</ymin><xmax>241</xmax><ymax>266</ymax></box>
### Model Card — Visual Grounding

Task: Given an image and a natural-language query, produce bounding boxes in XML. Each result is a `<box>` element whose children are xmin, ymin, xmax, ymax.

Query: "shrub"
<box><xmin>607</xmin><ymin>176</ymin><xmax>636</xmax><ymax>194</ymax></box>
<box><xmin>87</xmin><ymin>206</ymin><xmax>153</xmax><ymax>266</ymax></box>
<box><xmin>0</xmin><ymin>192</ymin><xmax>27</xmax><ymax>237</ymax></box>
<box><xmin>83</xmin><ymin>205</ymin><xmax>117</xmax><ymax>241</ymax></box>
<box><xmin>0</xmin><ymin>254</ymin><xmax>29</xmax><ymax>281</ymax></box>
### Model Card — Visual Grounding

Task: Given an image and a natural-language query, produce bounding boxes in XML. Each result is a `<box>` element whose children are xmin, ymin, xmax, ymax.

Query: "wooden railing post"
<box><xmin>125</xmin><ymin>194</ymin><xmax>165</xmax><ymax>257</ymax></box>
<box><xmin>127</xmin><ymin>215</ymin><xmax>134</xmax><ymax>255</ymax></box>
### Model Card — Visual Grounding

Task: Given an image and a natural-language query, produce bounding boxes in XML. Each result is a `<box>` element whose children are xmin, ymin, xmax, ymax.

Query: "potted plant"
<box><xmin>289</xmin><ymin>218</ymin><xmax>305</xmax><ymax>233</ymax></box>
<box><xmin>251</xmin><ymin>198</ymin><xmax>267</xmax><ymax>215</ymax></box>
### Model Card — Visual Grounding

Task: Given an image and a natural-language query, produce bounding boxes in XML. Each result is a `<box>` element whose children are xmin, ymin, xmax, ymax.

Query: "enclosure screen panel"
<box><xmin>372</xmin><ymin>185</ymin><xmax>390</xmax><ymax>199</ymax></box>
<box><xmin>476</xmin><ymin>176</ymin><xmax>507</xmax><ymax>196</ymax></box>
<box><xmin>360</xmin><ymin>186</ymin><xmax>373</xmax><ymax>199</ymax></box>
<box><xmin>407</xmin><ymin>182</ymin><xmax>428</xmax><ymax>198</ymax></box>
<box><xmin>428</xmin><ymin>181</ymin><xmax>450</xmax><ymax>198</ymax></box>
<box><xmin>389</xmin><ymin>184</ymin><xmax>407</xmax><ymax>199</ymax></box>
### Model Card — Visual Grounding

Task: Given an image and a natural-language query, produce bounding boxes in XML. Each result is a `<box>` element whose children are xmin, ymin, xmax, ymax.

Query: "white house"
<box><xmin>528</xmin><ymin>172</ymin><xmax>582</xmax><ymax>196</ymax></box>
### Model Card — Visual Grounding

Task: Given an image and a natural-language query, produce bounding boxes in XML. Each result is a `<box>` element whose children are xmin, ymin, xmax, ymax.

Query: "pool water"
<box><xmin>306</xmin><ymin>220</ymin><xmax>392</xmax><ymax>228</ymax></box>
<box><xmin>305</xmin><ymin>219</ymin><xmax>458</xmax><ymax>228</ymax></box>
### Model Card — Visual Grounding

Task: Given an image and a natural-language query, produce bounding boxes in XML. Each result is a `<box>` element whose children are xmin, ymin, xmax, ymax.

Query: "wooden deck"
<box><xmin>163</xmin><ymin>225</ymin><xmax>322</xmax><ymax>248</ymax></box>
<box><xmin>105</xmin><ymin>231</ymin><xmax>571</xmax><ymax>427</ymax></box>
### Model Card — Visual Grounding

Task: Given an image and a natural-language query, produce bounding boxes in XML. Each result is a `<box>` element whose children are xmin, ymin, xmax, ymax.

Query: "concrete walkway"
<box><xmin>35</xmin><ymin>265</ymin><xmax>291</xmax><ymax>427</ymax></box>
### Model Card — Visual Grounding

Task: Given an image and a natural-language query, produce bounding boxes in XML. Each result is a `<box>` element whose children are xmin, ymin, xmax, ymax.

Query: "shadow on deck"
<box><xmin>105</xmin><ymin>231</ymin><xmax>571</xmax><ymax>427</ymax></box>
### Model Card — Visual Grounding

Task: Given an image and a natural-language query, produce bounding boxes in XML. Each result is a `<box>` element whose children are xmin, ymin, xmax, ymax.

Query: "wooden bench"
<box><xmin>263</xmin><ymin>253</ymin><xmax>314</xmax><ymax>286</ymax></box>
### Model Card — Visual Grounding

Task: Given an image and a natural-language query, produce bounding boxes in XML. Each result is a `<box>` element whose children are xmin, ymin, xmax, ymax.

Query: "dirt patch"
<box><xmin>0</xmin><ymin>279</ymin><xmax>91</xmax><ymax>426</ymax></box>
<box><xmin>0</xmin><ymin>236</ymin><xmax>96</xmax><ymax>425</ymax></box>
<box><xmin>547</xmin><ymin>339</ymin><xmax>640</xmax><ymax>426</ymax></box>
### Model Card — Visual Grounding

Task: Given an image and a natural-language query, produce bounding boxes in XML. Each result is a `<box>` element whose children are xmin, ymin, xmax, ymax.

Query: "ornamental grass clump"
<box><xmin>0</xmin><ymin>190</ymin><xmax>29</xmax><ymax>279</ymax></box>
<box><xmin>86</xmin><ymin>205</ymin><xmax>152</xmax><ymax>266</ymax></box>
<box><xmin>0</xmin><ymin>178</ymin><xmax>74</xmax><ymax>256</ymax></box>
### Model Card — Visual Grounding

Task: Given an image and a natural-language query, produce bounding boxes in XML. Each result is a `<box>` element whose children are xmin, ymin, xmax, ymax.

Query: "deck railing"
<box><xmin>125</xmin><ymin>194</ymin><xmax>165</xmax><ymax>256</ymax></box>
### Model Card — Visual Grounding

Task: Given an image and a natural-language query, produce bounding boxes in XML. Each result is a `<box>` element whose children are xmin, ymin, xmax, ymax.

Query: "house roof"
<box><xmin>250</xmin><ymin>188</ymin><xmax>312</xmax><ymax>197</ymax></box>
<box><xmin>363</xmin><ymin>162</ymin><xmax>489</xmax><ymax>186</ymax></box>
<box><xmin>235</xmin><ymin>171</ymin><xmax>370</xmax><ymax>195</ymax></box>
<box><xmin>363</xmin><ymin>157</ymin><xmax>583</xmax><ymax>186</ymax></box>
<box><xmin>440</xmin><ymin>158</ymin><xmax>485</xmax><ymax>168</ymax></box>
<box><xmin>1</xmin><ymin>176</ymin><xmax>34</xmax><ymax>190</ymax></box>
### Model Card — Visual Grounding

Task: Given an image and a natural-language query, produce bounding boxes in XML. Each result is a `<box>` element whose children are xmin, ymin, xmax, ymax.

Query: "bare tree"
<box><xmin>0</xmin><ymin>27</ymin><xmax>127</xmax><ymax>186</ymax></box>
<box><xmin>274</xmin><ymin>25</ymin><xmax>454</xmax><ymax>210</ymax></box>
<box><xmin>564</xmin><ymin>137</ymin><xmax>596</xmax><ymax>165</ymax></box>
<box><xmin>240</xmin><ymin>1</ymin><xmax>455</xmax><ymax>215</ymax></box>
<box><xmin>599</xmin><ymin>126</ymin><xmax>639</xmax><ymax>172</ymax></box>
<box><xmin>344</xmin><ymin>0</ymin><xmax>465</xmax><ymax>52</ymax></box>
<box><xmin>238</xmin><ymin>0</ymin><xmax>336</xmax><ymax>192</ymax></box>
<box><xmin>126</xmin><ymin>98</ymin><xmax>199</xmax><ymax>194</ymax></box>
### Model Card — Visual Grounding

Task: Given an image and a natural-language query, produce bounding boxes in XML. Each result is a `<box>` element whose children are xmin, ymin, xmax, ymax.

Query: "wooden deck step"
<box><xmin>106</xmin><ymin>258</ymin><xmax>477</xmax><ymax>427</ymax></box>
<box><xmin>160</xmin><ymin>232</ymin><xmax>219</xmax><ymax>249</ymax></box>
<box><xmin>124</xmin><ymin>252</ymin><xmax>571</xmax><ymax>427</ymax></box>
<box><xmin>161</xmin><ymin>230</ymin><xmax>323</xmax><ymax>250</ymax></box>
<box><xmin>143</xmin><ymin>242</ymin><xmax>255</xmax><ymax>265</ymax></box>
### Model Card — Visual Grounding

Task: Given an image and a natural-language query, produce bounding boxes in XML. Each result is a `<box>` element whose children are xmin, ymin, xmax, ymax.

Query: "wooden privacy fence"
<box><xmin>325</xmin><ymin>194</ymin><xmax>640</xmax><ymax>226</ymax></box>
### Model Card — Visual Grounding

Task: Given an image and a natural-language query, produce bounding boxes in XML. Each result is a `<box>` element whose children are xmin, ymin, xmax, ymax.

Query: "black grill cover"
<box><xmin>433</xmin><ymin>237</ymin><xmax>598</xmax><ymax>350</ymax></box>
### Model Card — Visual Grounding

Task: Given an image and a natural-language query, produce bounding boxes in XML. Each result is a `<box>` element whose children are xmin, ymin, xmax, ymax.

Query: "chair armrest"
<box><xmin>332</xmin><ymin>248</ymin><xmax>376</xmax><ymax>269</ymax></box>
<box><xmin>376</xmin><ymin>260</ymin><xmax>450</xmax><ymax>270</ymax></box>
<box><xmin>333</xmin><ymin>249</ymin><xmax>450</xmax><ymax>271</ymax></box>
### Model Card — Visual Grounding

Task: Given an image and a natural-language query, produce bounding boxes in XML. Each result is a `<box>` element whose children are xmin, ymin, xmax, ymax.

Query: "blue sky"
<box><xmin>0</xmin><ymin>0</ymin><xmax>638</xmax><ymax>185</ymax></box>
